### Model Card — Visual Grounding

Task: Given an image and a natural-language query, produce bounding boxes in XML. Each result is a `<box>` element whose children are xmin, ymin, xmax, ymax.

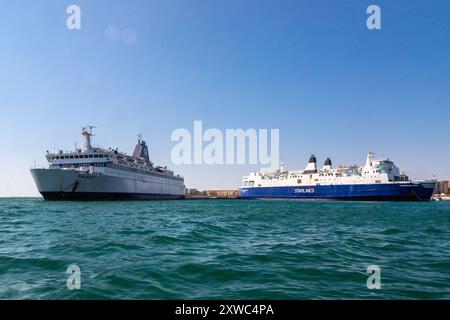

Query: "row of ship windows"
<box><xmin>244</xmin><ymin>177</ymin><xmax>386</xmax><ymax>187</ymax></box>
<box><xmin>51</xmin><ymin>154</ymin><xmax>108</xmax><ymax>160</ymax></box>
<box><xmin>265</xmin><ymin>174</ymin><xmax>342</xmax><ymax>180</ymax></box>
<box><xmin>110</xmin><ymin>164</ymin><xmax>182</xmax><ymax>181</ymax></box>
<box><xmin>106</xmin><ymin>170</ymin><xmax>158</xmax><ymax>182</ymax></box>
<box><xmin>53</xmin><ymin>162</ymin><xmax>149</xmax><ymax>174</ymax></box>
<box><xmin>289</xmin><ymin>174</ymin><xmax>334</xmax><ymax>178</ymax></box>
<box><xmin>288</xmin><ymin>172</ymin><xmax>384</xmax><ymax>179</ymax></box>
<box><xmin>51</xmin><ymin>163</ymin><xmax>105</xmax><ymax>169</ymax></box>
<box><xmin>106</xmin><ymin>170</ymin><xmax>182</xmax><ymax>186</ymax></box>
<box><xmin>51</xmin><ymin>163</ymin><xmax>183</xmax><ymax>182</ymax></box>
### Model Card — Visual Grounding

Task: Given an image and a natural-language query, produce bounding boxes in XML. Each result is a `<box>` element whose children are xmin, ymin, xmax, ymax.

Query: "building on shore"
<box><xmin>434</xmin><ymin>181</ymin><xmax>449</xmax><ymax>195</ymax></box>
<box><xmin>185</xmin><ymin>188</ymin><xmax>239</xmax><ymax>199</ymax></box>
<box><xmin>186</xmin><ymin>188</ymin><xmax>206</xmax><ymax>196</ymax></box>
<box><xmin>206</xmin><ymin>190</ymin><xmax>239</xmax><ymax>199</ymax></box>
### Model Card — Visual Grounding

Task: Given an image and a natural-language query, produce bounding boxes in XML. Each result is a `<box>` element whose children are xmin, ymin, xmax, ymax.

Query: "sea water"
<box><xmin>0</xmin><ymin>198</ymin><xmax>449</xmax><ymax>299</ymax></box>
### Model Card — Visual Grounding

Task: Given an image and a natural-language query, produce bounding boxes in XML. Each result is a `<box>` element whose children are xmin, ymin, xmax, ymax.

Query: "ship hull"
<box><xmin>239</xmin><ymin>182</ymin><xmax>436</xmax><ymax>202</ymax></box>
<box><xmin>31</xmin><ymin>168</ymin><xmax>185</xmax><ymax>201</ymax></box>
<box><xmin>40</xmin><ymin>192</ymin><xmax>184</xmax><ymax>201</ymax></box>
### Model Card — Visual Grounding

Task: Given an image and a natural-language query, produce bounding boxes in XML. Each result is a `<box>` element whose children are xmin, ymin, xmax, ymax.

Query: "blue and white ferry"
<box><xmin>239</xmin><ymin>153</ymin><xmax>436</xmax><ymax>201</ymax></box>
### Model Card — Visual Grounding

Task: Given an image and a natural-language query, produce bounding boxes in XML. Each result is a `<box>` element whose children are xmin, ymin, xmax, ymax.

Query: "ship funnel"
<box><xmin>366</xmin><ymin>152</ymin><xmax>374</xmax><ymax>167</ymax></box>
<box><xmin>81</xmin><ymin>126</ymin><xmax>95</xmax><ymax>152</ymax></box>
<box><xmin>304</xmin><ymin>154</ymin><xmax>318</xmax><ymax>173</ymax></box>
<box><xmin>132</xmin><ymin>135</ymin><xmax>150</xmax><ymax>162</ymax></box>
<box><xmin>323</xmin><ymin>158</ymin><xmax>332</xmax><ymax>170</ymax></box>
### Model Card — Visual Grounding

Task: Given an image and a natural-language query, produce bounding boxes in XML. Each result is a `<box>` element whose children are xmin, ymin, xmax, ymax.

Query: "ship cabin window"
<box><xmin>297</xmin><ymin>179</ymin><xmax>302</xmax><ymax>184</ymax></box>
<box><xmin>249</xmin><ymin>181</ymin><xmax>255</xmax><ymax>187</ymax></box>
<box><xmin>70</xmin><ymin>156</ymin><xmax>74</xmax><ymax>159</ymax></box>
<box><xmin>89</xmin><ymin>155</ymin><xmax>93</xmax><ymax>158</ymax></box>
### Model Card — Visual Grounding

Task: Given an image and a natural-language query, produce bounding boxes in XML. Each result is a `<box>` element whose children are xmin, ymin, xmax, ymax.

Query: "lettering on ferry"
<box><xmin>294</xmin><ymin>188</ymin><xmax>315</xmax><ymax>194</ymax></box>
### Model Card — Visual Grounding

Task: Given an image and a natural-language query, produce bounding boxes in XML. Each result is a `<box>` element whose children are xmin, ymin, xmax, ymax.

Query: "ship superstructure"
<box><xmin>31</xmin><ymin>127</ymin><xmax>185</xmax><ymax>200</ymax></box>
<box><xmin>240</xmin><ymin>153</ymin><xmax>436</xmax><ymax>201</ymax></box>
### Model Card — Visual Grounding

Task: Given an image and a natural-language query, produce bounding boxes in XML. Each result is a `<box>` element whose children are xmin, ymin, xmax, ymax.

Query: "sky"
<box><xmin>0</xmin><ymin>0</ymin><xmax>450</xmax><ymax>196</ymax></box>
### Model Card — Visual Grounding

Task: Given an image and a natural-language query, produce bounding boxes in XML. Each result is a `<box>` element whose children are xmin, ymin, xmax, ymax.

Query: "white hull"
<box><xmin>31</xmin><ymin>168</ymin><xmax>185</xmax><ymax>200</ymax></box>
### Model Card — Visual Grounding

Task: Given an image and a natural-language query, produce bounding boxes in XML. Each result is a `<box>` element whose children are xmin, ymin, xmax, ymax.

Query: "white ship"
<box><xmin>31</xmin><ymin>127</ymin><xmax>185</xmax><ymax>200</ymax></box>
<box><xmin>240</xmin><ymin>153</ymin><xmax>436</xmax><ymax>201</ymax></box>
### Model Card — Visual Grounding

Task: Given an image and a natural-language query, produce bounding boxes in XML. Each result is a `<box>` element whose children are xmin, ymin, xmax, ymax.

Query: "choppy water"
<box><xmin>0</xmin><ymin>198</ymin><xmax>449</xmax><ymax>299</ymax></box>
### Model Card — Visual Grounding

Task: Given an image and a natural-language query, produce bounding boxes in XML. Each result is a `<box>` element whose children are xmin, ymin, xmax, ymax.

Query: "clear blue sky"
<box><xmin>1</xmin><ymin>0</ymin><xmax>449</xmax><ymax>196</ymax></box>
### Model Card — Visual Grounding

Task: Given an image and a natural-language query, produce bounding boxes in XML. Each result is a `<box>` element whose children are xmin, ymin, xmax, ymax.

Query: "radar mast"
<box><xmin>82</xmin><ymin>126</ymin><xmax>96</xmax><ymax>152</ymax></box>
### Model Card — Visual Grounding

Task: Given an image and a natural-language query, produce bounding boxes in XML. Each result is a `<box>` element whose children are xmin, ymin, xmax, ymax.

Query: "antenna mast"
<box><xmin>81</xmin><ymin>125</ymin><xmax>96</xmax><ymax>152</ymax></box>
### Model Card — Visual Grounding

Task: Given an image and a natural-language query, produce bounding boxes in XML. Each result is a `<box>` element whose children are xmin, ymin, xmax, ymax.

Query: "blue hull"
<box><xmin>239</xmin><ymin>183</ymin><xmax>435</xmax><ymax>202</ymax></box>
